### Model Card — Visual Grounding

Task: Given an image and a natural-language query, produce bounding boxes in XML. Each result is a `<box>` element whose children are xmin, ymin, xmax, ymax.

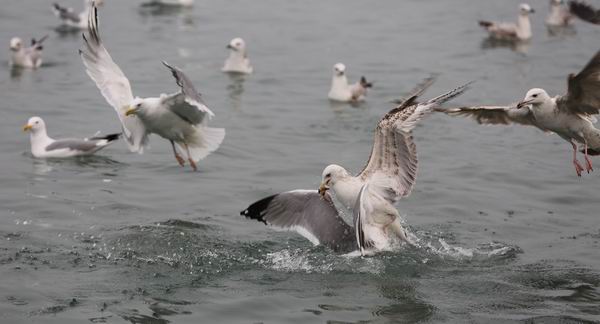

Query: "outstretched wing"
<box><xmin>161</xmin><ymin>61</ymin><xmax>215</xmax><ymax>125</ymax></box>
<box><xmin>557</xmin><ymin>50</ymin><xmax>600</xmax><ymax>116</ymax></box>
<box><xmin>569</xmin><ymin>1</ymin><xmax>600</xmax><ymax>24</ymax></box>
<box><xmin>390</xmin><ymin>75</ymin><xmax>437</xmax><ymax>105</ymax></box>
<box><xmin>240</xmin><ymin>190</ymin><xmax>355</xmax><ymax>252</ymax></box>
<box><xmin>79</xmin><ymin>3</ymin><xmax>148</xmax><ymax>153</ymax></box>
<box><xmin>437</xmin><ymin>105</ymin><xmax>539</xmax><ymax>127</ymax></box>
<box><xmin>358</xmin><ymin>82</ymin><xmax>471</xmax><ymax>202</ymax></box>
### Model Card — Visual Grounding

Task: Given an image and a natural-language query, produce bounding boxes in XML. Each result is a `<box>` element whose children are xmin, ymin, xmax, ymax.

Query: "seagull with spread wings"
<box><xmin>241</xmin><ymin>81</ymin><xmax>471</xmax><ymax>255</ymax></box>
<box><xmin>438</xmin><ymin>50</ymin><xmax>600</xmax><ymax>177</ymax></box>
<box><xmin>79</xmin><ymin>3</ymin><xmax>224</xmax><ymax>170</ymax></box>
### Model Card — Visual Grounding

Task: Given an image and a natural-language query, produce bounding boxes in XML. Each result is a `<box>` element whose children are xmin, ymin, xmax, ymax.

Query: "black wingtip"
<box><xmin>240</xmin><ymin>194</ymin><xmax>277</xmax><ymax>225</ymax></box>
<box><xmin>90</xmin><ymin>133</ymin><xmax>122</xmax><ymax>142</ymax></box>
<box><xmin>360</xmin><ymin>76</ymin><xmax>373</xmax><ymax>88</ymax></box>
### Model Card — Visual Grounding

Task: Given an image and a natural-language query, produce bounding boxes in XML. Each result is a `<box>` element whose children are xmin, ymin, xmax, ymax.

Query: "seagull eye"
<box><xmin>325</xmin><ymin>173</ymin><xmax>331</xmax><ymax>178</ymax></box>
<box><xmin>136</xmin><ymin>103</ymin><xmax>142</xmax><ymax>108</ymax></box>
<box><xmin>532</xmin><ymin>94</ymin><xmax>538</xmax><ymax>98</ymax></box>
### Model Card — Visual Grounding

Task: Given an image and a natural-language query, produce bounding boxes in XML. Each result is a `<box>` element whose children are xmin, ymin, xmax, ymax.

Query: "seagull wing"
<box><xmin>390</xmin><ymin>75</ymin><xmax>437</xmax><ymax>105</ymax></box>
<box><xmin>357</xmin><ymin>82</ymin><xmax>471</xmax><ymax>202</ymax></box>
<box><xmin>161</xmin><ymin>61</ymin><xmax>215</xmax><ymax>125</ymax></box>
<box><xmin>241</xmin><ymin>190</ymin><xmax>355</xmax><ymax>252</ymax></box>
<box><xmin>438</xmin><ymin>105</ymin><xmax>539</xmax><ymax>126</ymax></box>
<box><xmin>557</xmin><ymin>50</ymin><xmax>600</xmax><ymax>116</ymax></box>
<box><xmin>79</xmin><ymin>4</ymin><xmax>148</xmax><ymax>153</ymax></box>
<box><xmin>569</xmin><ymin>1</ymin><xmax>600</xmax><ymax>24</ymax></box>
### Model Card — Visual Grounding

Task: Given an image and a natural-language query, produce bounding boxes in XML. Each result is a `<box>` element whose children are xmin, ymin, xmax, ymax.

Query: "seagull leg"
<box><xmin>170</xmin><ymin>140</ymin><xmax>185</xmax><ymax>167</ymax></box>
<box><xmin>183</xmin><ymin>142</ymin><xmax>197</xmax><ymax>171</ymax></box>
<box><xmin>583</xmin><ymin>140</ymin><xmax>594</xmax><ymax>173</ymax></box>
<box><xmin>570</xmin><ymin>140</ymin><xmax>584</xmax><ymax>177</ymax></box>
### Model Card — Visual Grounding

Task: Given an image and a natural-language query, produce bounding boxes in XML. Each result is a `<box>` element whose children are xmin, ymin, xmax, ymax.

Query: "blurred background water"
<box><xmin>1</xmin><ymin>0</ymin><xmax>600</xmax><ymax>323</ymax></box>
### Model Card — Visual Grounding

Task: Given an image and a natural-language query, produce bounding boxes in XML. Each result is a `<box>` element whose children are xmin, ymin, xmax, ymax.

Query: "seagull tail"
<box><xmin>582</xmin><ymin>128</ymin><xmax>600</xmax><ymax>156</ymax></box>
<box><xmin>178</xmin><ymin>126</ymin><xmax>225</xmax><ymax>162</ymax></box>
<box><xmin>479</xmin><ymin>20</ymin><xmax>494</xmax><ymax>28</ymax></box>
<box><xmin>360</xmin><ymin>76</ymin><xmax>373</xmax><ymax>89</ymax></box>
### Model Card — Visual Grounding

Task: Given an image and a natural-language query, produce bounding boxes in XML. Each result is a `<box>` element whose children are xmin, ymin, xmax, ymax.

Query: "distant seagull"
<box><xmin>9</xmin><ymin>36</ymin><xmax>47</xmax><ymax>69</ymax></box>
<box><xmin>479</xmin><ymin>3</ymin><xmax>535</xmax><ymax>41</ymax></box>
<box><xmin>241</xmin><ymin>81</ymin><xmax>471</xmax><ymax>255</ymax></box>
<box><xmin>437</xmin><ymin>50</ymin><xmax>600</xmax><ymax>177</ymax></box>
<box><xmin>222</xmin><ymin>38</ymin><xmax>253</xmax><ymax>75</ymax></box>
<box><xmin>23</xmin><ymin>116</ymin><xmax>120</xmax><ymax>158</ymax></box>
<box><xmin>52</xmin><ymin>0</ymin><xmax>103</xmax><ymax>30</ymax></box>
<box><xmin>546</xmin><ymin>0</ymin><xmax>574</xmax><ymax>26</ymax></box>
<box><xmin>569</xmin><ymin>1</ymin><xmax>600</xmax><ymax>24</ymax></box>
<box><xmin>141</xmin><ymin>0</ymin><xmax>193</xmax><ymax>8</ymax></box>
<box><xmin>79</xmin><ymin>3</ymin><xmax>224</xmax><ymax>170</ymax></box>
<box><xmin>328</xmin><ymin>63</ymin><xmax>373</xmax><ymax>103</ymax></box>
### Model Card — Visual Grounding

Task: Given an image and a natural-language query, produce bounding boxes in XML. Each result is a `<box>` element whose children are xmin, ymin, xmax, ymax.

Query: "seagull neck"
<box><xmin>331</xmin><ymin>74</ymin><xmax>349</xmax><ymax>89</ymax></box>
<box><xmin>29</xmin><ymin>129</ymin><xmax>53</xmax><ymax>150</ymax></box>
<box><xmin>332</xmin><ymin>176</ymin><xmax>362</xmax><ymax>209</ymax></box>
<box><xmin>228</xmin><ymin>50</ymin><xmax>247</xmax><ymax>63</ymax></box>
<box><xmin>516</xmin><ymin>14</ymin><xmax>532</xmax><ymax>39</ymax></box>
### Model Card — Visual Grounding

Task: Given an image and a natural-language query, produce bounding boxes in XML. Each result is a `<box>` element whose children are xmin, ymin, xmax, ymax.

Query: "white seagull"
<box><xmin>241</xmin><ymin>81</ymin><xmax>471</xmax><ymax>255</ymax></box>
<box><xmin>79</xmin><ymin>3</ymin><xmax>224</xmax><ymax>171</ymax></box>
<box><xmin>52</xmin><ymin>0</ymin><xmax>103</xmax><ymax>30</ymax></box>
<box><xmin>23</xmin><ymin>116</ymin><xmax>120</xmax><ymax>158</ymax></box>
<box><xmin>479</xmin><ymin>3</ymin><xmax>535</xmax><ymax>41</ymax></box>
<box><xmin>438</xmin><ymin>50</ymin><xmax>600</xmax><ymax>177</ymax></box>
<box><xmin>569</xmin><ymin>0</ymin><xmax>600</xmax><ymax>24</ymax></box>
<box><xmin>222</xmin><ymin>37</ymin><xmax>253</xmax><ymax>75</ymax></box>
<box><xmin>328</xmin><ymin>63</ymin><xmax>372</xmax><ymax>103</ymax></box>
<box><xmin>9</xmin><ymin>36</ymin><xmax>47</xmax><ymax>69</ymax></box>
<box><xmin>546</xmin><ymin>0</ymin><xmax>574</xmax><ymax>26</ymax></box>
<box><xmin>141</xmin><ymin>0</ymin><xmax>193</xmax><ymax>9</ymax></box>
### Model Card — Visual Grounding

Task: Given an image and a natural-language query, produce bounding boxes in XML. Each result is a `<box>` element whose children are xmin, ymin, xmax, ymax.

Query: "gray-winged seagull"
<box><xmin>241</xmin><ymin>81</ymin><xmax>471</xmax><ymax>255</ymax></box>
<box><xmin>328</xmin><ymin>63</ymin><xmax>373</xmax><ymax>103</ymax></box>
<box><xmin>479</xmin><ymin>3</ymin><xmax>535</xmax><ymax>41</ymax></box>
<box><xmin>438</xmin><ymin>50</ymin><xmax>600</xmax><ymax>177</ymax></box>
<box><xmin>9</xmin><ymin>36</ymin><xmax>47</xmax><ymax>69</ymax></box>
<box><xmin>546</xmin><ymin>0</ymin><xmax>574</xmax><ymax>26</ymax></box>
<box><xmin>222</xmin><ymin>38</ymin><xmax>253</xmax><ymax>74</ymax></box>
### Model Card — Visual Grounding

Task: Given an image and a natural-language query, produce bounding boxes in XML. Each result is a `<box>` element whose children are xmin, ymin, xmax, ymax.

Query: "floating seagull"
<box><xmin>437</xmin><ymin>50</ymin><xmax>600</xmax><ymax>177</ymax></box>
<box><xmin>222</xmin><ymin>38</ymin><xmax>253</xmax><ymax>75</ymax></box>
<box><xmin>9</xmin><ymin>36</ymin><xmax>47</xmax><ymax>69</ymax></box>
<box><xmin>241</xmin><ymin>81</ymin><xmax>471</xmax><ymax>255</ymax></box>
<box><xmin>23</xmin><ymin>116</ymin><xmax>120</xmax><ymax>158</ymax></box>
<box><xmin>479</xmin><ymin>3</ymin><xmax>535</xmax><ymax>41</ymax></box>
<box><xmin>569</xmin><ymin>0</ymin><xmax>600</xmax><ymax>24</ymax></box>
<box><xmin>328</xmin><ymin>63</ymin><xmax>373</xmax><ymax>103</ymax></box>
<box><xmin>52</xmin><ymin>0</ymin><xmax>102</xmax><ymax>30</ymax></box>
<box><xmin>546</xmin><ymin>0</ymin><xmax>574</xmax><ymax>26</ymax></box>
<box><xmin>79</xmin><ymin>3</ymin><xmax>224</xmax><ymax>171</ymax></box>
<box><xmin>141</xmin><ymin>0</ymin><xmax>193</xmax><ymax>8</ymax></box>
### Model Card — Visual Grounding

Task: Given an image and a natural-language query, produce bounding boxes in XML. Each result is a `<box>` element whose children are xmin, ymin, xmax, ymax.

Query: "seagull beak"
<box><xmin>318</xmin><ymin>181</ymin><xmax>329</xmax><ymax>197</ymax></box>
<box><xmin>125</xmin><ymin>106</ymin><xmax>138</xmax><ymax>116</ymax></box>
<box><xmin>226</xmin><ymin>44</ymin><xmax>235</xmax><ymax>50</ymax></box>
<box><xmin>516</xmin><ymin>99</ymin><xmax>533</xmax><ymax>109</ymax></box>
<box><xmin>23</xmin><ymin>124</ymin><xmax>32</xmax><ymax>132</ymax></box>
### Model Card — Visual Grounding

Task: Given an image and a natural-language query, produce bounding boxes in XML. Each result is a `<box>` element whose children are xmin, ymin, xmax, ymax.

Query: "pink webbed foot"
<box><xmin>175</xmin><ymin>154</ymin><xmax>186</xmax><ymax>167</ymax></box>
<box><xmin>573</xmin><ymin>159</ymin><xmax>585</xmax><ymax>177</ymax></box>
<box><xmin>584</xmin><ymin>156</ymin><xmax>594</xmax><ymax>173</ymax></box>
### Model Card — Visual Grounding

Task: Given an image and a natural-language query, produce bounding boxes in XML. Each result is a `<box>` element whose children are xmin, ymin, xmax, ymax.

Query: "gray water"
<box><xmin>1</xmin><ymin>0</ymin><xmax>600</xmax><ymax>323</ymax></box>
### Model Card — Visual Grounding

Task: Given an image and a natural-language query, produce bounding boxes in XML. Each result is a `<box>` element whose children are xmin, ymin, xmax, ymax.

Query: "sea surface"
<box><xmin>1</xmin><ymin>0</ymin><xmax>600</xmax><ymax>323</ymax></box>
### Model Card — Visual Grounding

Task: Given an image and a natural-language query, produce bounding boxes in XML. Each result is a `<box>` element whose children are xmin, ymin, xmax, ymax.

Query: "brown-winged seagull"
<box><xmin>437</xmin><ymin>50</ymin><xmax>600</xmax><ymax>177</ymax></box>
<box><xmin>569</xmin><ymin>1</ymin><xmax>600</xmax><ymax>24</ymax></box>
<box><xmin>23</xmin><ymin>116</ymin><xmax>120</xmax><ymax>158</ymax></box>
<box><xmin>241</xmin><ymin>81</ymin><xmax>471</xmax><ymax>255</ymax></box>
<box><xmin>9</xmin><ymin>36</ymin><xmax>47</xmax><ymax>69</ymax></box>
<box><xmin>79</xmin><ymin>3</ymin><xmax>224</xmax><ymax>171</ymax></box>
<box><xmin>328</xmin><ymin>63</ymin><xmax>373</xmax><ymax>103</ymax></box>
<box><xmin>479</xmin><ymin>3</ymin><xmax>535</xmax><ymax>41</ymax></box>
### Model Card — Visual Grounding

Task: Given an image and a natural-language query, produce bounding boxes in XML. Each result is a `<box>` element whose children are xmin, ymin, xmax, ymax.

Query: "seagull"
<box><xmin>79</xmin><ymin>3</ymin><xmax>224</xmax><ymax>171</ymax></box>
<box><xmin>546</xmin><ymin>0</ymin><xmax>574</xmax><ymax>26</ymax></box>
<box><xmin>241</xmin><ymin>81</ymin><xmax>471</xmax><ymax>255</ymax></box>
<box><xmin>328</xmin><ymin>63</ymin><xmax>373</xmax><ymax>103</ymax></box>
<box><xmin>9</xmin><ymin>36</ymin><xmax>47</xmax><ymax>69</ymax></box>
<box><xmin>140</xmin><ymin>0</ymin><xmax>193</xmax><ymax>8</ymax></box>
<box><xmin>222</xmin><ymin>38</ymin><xmax>253</xmax><ymax>75</ymax></box>
<box><xmin>437</xmin><ymin>50</ymin><xmax>600</xmax><ymax>177</ymax></box>
<box><xmin>479</xmin><ymin>3</ymin><xmax>535</xmax><ymax>41</ymax></box>
<box><xmin>569</xmin><ymin>0</ymin><xmax>600</xmax><ymax>24</ymax></box>
<box><xmin>52</xmin><ymin>0</ymin><xmax>103</xmax><ymax>30</ymax></box>
<box><xmin>23</xmin><ymin>116</ymin><xmax>120</xmax><ymax>158</ymax></box>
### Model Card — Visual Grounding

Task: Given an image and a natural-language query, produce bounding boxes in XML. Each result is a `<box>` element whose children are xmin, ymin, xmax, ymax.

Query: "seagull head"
<box><xmin>23</xmin><ymin>116</ymin><xmax>45</xmax><ymax>133</ymax></box>
<box><xmin>333</xmin><ymin>63</ymin><xmax>346</xmax><ymax>77</ymax></box>
<box><xmin>10</xmin><ymin>37</ymin><xmax>22</xmax><ymax>51</ymax></box>
<box><xmin>319</xmin><ymin>164</ymin><xmax>348</xmax><ymax>198</ymax></box>
<box><xmin>519</xmin><ymin>3</ymin><xmax>535</xmax><ymax>14</ymax></box>
<box><xmin>125</xmin><ymin>98</ymin><xmax>145</xmax><ymax>117</ymax></box>
<box><xmin>517</xmin><ymin>88</ymin><xmax>549</xmax><ymax>108</ymax></box>
<box><xmin>226</xmin><ymin>38</ymin><xmax>246</xmax><ymax>52</ymax></box>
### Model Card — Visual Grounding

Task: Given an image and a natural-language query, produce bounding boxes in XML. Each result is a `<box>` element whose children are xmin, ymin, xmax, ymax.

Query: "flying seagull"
<box><xmin>241</xmin><ymin>81</ymin><xmax>471</xmax><ymax>255</ymax></box>
<box><xmin>79</xmin><ymin>3</ymin><xmax>224</xmax><ymax>171</ymax></box>
<box><xmin>479</xmin><ymin>3</ymin><xmax>535</xmax><ymax>41</ymax></box>
<box><xmin>222</xmin><ymin>37</ymin><xmax>253</xmax><ymax>75</ymax></box>
<box><xmin>437</xmin><ymin>50</ymin><xmax>600</xmax><ymax>177</ymax></box>
<box><xmin>9</xmin><ymin>36</ymin><xmax>47</xmax><ymax>69</ymax></box>
<box><xmin>23</xmin><ymin>116</ymin><xmax>120</xmax><ymax>158</ymax></box>
<box><xmin>328</xmin><ymin>63</ymin><xmax>373</xmax><ymax>103</ymax></box>
<box><xmin>569</xmin><ymin>0</ymin><xmax>600</xmax><ymax>24</ymax></box>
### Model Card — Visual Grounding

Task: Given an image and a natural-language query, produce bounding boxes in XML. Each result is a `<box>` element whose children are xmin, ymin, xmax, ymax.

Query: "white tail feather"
<box><xmin>176</xmin><ymin>126</ymin><xmax>225</xmax><ymax>162</ymax></box>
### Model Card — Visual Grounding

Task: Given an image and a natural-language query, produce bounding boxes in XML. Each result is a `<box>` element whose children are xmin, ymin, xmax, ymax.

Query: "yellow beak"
<box><xmin>318</xmin><ymin>181</ymin><xmax>329</xmax><ymax>197</ymax></box>
<box><xmin>124</xmin><ymin>106</ymin><xmax>137</xmax><ymax>116</ymax></box>
<box><xmin>23</xmin><ymin>124</ymin><xmax>32</xmax><ymax>132</ymax></box>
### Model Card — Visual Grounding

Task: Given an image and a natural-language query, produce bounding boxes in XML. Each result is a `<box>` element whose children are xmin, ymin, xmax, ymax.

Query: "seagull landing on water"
<box><xmin>546</xmin><ymin>0</ymin><xmax>574</xmax><ymax>27</ymax></box>
<box><xmin>222</xmin><ymin>38</ymin><xmax>253</xmax><ymax>75</ymax></box>
<box><xmin>569</xmin><ymin>0</ymin><xmax>600</xmax><ymax>24</ymax></box>
<box><xmin>79</xmin><ymin>3</ymin><xmax>224</xmax><ymax>171</ymax></box>
<box><xmin>241</xmin><ymin>80</ymin><xmax>472</xmax><ymax>255</ymax></box>
<box><xmin>23</xmin><ymin>117</ymin><xmax>120</xmax><ymax>158</ymax></box>
<box><xmin>328</xmin><ymin>63</ymin><xmax>373</xmax><ymax>103</ymax></box>
<box><xmin>9</xmin><ymin>36</ymin><xmax>47</xmax><ymax>69</ymax></box>
<box><xmin>438</xmin><ymin>50</ymin><xmax>600</xmax><ymax>177</ymax></box>
<box><xmin>479</xmin><ymin>3</ymin><xmax>535</xmax><ymax>41</ymax></box>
